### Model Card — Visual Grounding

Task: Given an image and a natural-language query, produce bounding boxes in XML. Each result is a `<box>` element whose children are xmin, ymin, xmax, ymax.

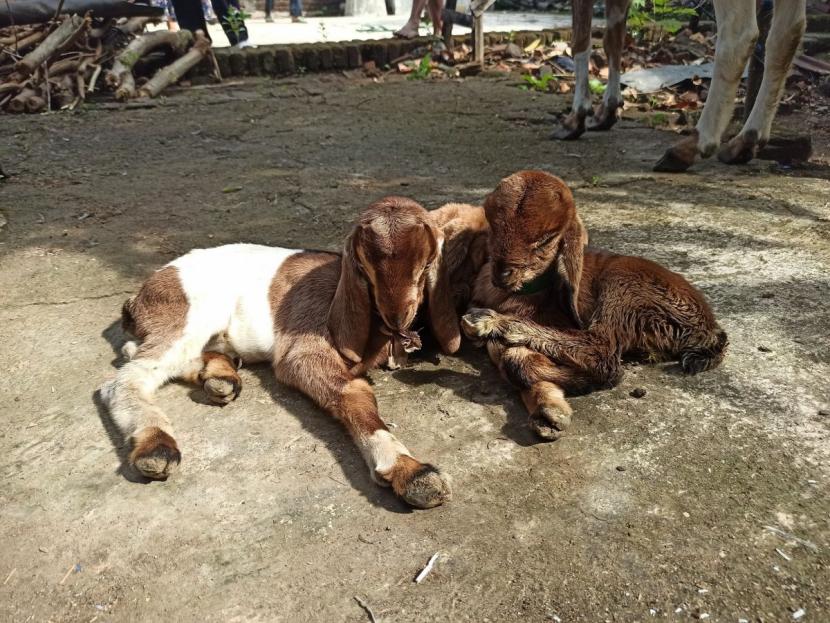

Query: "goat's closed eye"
<box><xmin>534</xmin><ymin>234</ymin><xmax>557</xmax><ymax>252</ymax></box>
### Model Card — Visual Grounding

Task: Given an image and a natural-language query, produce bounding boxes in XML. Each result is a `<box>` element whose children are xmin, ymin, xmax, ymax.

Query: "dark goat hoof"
<box><xmin>717</xmin><ymin>130</ymin><xmax>758</xmax><ymax>165</ymax></box>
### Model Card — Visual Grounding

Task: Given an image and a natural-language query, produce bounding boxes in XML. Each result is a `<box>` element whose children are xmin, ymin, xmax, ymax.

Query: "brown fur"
<box><xmin>463</xmin><ymin>171</ymin><xmax>727</xmax><ymax>438</ymax></box>
<box><xmin>121</xmin><ymin>266</ymin><xmax>188</xmax><ymax>357</ymax></box>
<box><xmin>427</xmin><ymin>202</ymin><xmax>490</xmax><ymax>353</ymax></box>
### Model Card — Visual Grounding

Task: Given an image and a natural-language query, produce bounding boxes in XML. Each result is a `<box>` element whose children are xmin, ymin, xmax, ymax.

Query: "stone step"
<box><xmin>807</xmin><ymin>13</ymin><xmax>830</xmax><ymax>33</ymax></box>
<box><xmin>803</xmin><ymin>32</ymin><xmax>830</xmax><ymax>56</ymax></box>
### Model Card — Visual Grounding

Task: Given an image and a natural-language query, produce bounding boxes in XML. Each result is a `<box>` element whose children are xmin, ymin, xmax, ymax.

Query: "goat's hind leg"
<box><xmin>587</xmin><ymin>0</ymin><xmax>631</xmax><ymax>132</ymax></box>
<box><xmin>718</xmin><ymin>0</ymin><xmax>806</xmax><ymax>164</ymax></box>
<box><xmin>552</xmin><ymin>0</ymin><xmax>594</xmax><ymax>140</ymax></box>
<box><xmin>100</xmin><ymin>334</ymin><xmax>211</xmax><ymax>479</ymax></box>
<box><xmin>654</xmin><ymin>0</ymin><xmax>758</xmax><ymax>171</ymax></box>
<box><xmin>187</xmin><ymin>333</ymin><xmax>243</xmax><ymax>405</ymax></box>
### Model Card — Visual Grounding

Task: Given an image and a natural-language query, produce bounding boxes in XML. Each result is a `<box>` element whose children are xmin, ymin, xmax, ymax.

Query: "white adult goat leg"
<box><xmin>655</xmin><ymin>0</ymin><xmax>806</xmax><ymax>171</ymax></box>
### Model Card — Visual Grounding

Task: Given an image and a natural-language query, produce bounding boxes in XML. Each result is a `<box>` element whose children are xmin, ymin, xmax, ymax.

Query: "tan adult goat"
<box><xmin>556</xmin><ymin>0</ymin><xmax>807</xmax><ymax>172</ymax></box>
<box><xmin>100</xmin><ymin>197</ymin><xmax>465</xmax><ymax>509</ymax></box>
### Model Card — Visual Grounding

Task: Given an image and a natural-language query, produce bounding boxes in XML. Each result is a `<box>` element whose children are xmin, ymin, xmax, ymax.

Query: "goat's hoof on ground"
<box><xmin>586</xmin><ymin>104</ymin><xmax>619</xmax><ymax>132</ymax></box>
<box><xmin>401</xmin><ymin>465</ymin><xmax>452</xmax><ymax>509</ymax></box>
<box><xmin>203</xmin><ymin>376</ymin><xmax>241</xmax><ymax>405</ymax></box>
<box><xmin>551</xmin><ymin>121</ymin><xmax>586</xmax><ymax>141</ymax></box>
<box><xmin>530</xmin><ymin>405</ymin><xmax>571</xmax><ymax>441</ymax></box>
<box><xmin>653</xmin><ymin>148</ymin><xmax>694</xmax><ymax>172</ymax></box>
<box><xmin>461</xmin><ymin>308</ymin><xmax>503</xmax><ymax>339</ymax></box>
<box><xmin>129</xmin><ymin>427</ymin><xmax>181</xmax><ymax>480</ymax></box>
<box><xmin>654</xmin><ymin>133</ymin><xmax>698</xmax><ymax>172</ymax></box>
<box><xmin>717</xmin><ymin>132</ymin><xmax>757</xmax><ymax>165</ymax></box>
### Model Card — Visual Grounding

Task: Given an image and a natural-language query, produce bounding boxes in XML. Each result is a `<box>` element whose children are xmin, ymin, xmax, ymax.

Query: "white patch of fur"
<box><xmin>603</xmin><ymin>65</ymin><xmax>621</xmax><ymax>107</ymax></box>
<box><xmin>572</xmin><ymin>49</ymin><xmax>592</xmax><ymax>115</ymax></box>
<box><xmin>696</xmin><ymin>0</ymin><xmax>758</xmax><ymax>155</ymax></box>
<box><xmin>363</xmin><ymin>430</ymin><xmax>411</xmax><ymax>483</ymax></box>
<box><xmin>171</xmin><ymin>244</ymin><xmax>301</xmax><ymax>363</ymax></box>
<box><xmin>101</xmin><ymin>244</ymin><xmax>301</xmax><ymax>440</ymax></box>
<box><xmin>739</xmin><ymin>0</ymin><xmax>806</xmax><ymax>142</ymax></box>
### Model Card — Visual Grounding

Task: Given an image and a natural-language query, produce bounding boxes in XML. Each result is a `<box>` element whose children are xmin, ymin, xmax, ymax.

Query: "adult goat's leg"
<box><xmin>718</xmin><ymin>0</ymin><xmax>806</xmax><ymax>164</ymax></box>
<box><xmin>654</xmin><ymin>0</ymin><xmax>757</xmax><ymax>172</ymax></box>
<box><xmin>552</xmin><ymin>0</ymin><xmax>593</xmax><ymax>140</ymax></box>
<box><xmin>275</xmin><ymin>341</ymin><xmax>451</xmax><ymax>509</ymax></box>
<box><xmin>588</xmin><ymin>0</ymin><xmax>631</xmax><ymax>131</ymax></box>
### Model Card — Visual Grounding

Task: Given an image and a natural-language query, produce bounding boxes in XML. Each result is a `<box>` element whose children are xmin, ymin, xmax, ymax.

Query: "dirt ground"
<box><xmin>1</xmin><ymin>73</ymin><xmax>829</xmax><ymax>623</ymax></box>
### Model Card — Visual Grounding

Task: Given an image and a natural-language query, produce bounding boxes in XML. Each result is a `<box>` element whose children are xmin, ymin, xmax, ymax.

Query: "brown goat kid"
<box><xmin>100</xmin><ymin>197</ymin><xmax>458</xmax><ymax>509</ymax></box>
<box><xmin>462</xmin><ymin>171</ymin><xmax>727</xmax><ymax>440</ymax></box>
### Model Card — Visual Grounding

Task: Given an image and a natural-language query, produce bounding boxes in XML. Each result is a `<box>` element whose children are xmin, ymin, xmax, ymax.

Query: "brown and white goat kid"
<box><xmin>100</xmin><ymin>197</ymin><xmax>455</xmax><ymax>508</ymax></box>
<box><xmin>461</xmin><ymin>171</ymin><xmax>727</xmax><ymax>440</ymax></box>
<box><xmin>557</xmin><ymin>0</ymin><xmax>807</xmax><ymax>172</ymax></box>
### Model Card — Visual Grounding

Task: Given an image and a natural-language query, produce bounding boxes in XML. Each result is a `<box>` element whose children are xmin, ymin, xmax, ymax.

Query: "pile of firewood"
<box><xmin>0</xmin><ymin>15</ymin><xmax>214</xmax><ymax>113</ymax></box>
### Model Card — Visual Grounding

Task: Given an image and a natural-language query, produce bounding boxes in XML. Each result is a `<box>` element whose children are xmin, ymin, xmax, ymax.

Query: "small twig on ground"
<box><xmin>3</xmin><ymin>568</ymin><xmax>16</xmax><ymax>585</ymax></box>
<box><xmin>414</xmin><ymin>552</ymin><xmax>440</xmax><ymax>583</ymax></box>
<box><xmin>775</xmin><ymin>548</ymin><xmax>792</xmax><ymax>562</ymax></box>
<box><xmin>764</xmin><ymin>526</ymin><xmax>819</xmax><ymax>553</ymax></box>
<box><xmin>58</xmin><ymin>565</ymin><xmax>74</xmax><ymax>584</ymax></box>
<box><xmin>354</xmin><ymin>596</ymin><xmax>378</xmax><ymax>623</ymax></box>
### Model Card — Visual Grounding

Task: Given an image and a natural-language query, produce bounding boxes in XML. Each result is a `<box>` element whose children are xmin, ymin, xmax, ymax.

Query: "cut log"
<box><xmin>15</xmin><ymin>15</ymin><xmax>90</xmax><ymax>77</ymax></box>
<box><xmin>0</xmin><ymin>81</ymin><xmax>25</xmax><ymax>96</ymax></box>
<box><xmin>26</xmin><ymin>94</ymin><xmax>46</xmax><ymax>113</ymax></box>
<box><xmin>48</xmin><ymin>56</ymin><xmax>84</xmax><ymax>76</ymax></box>
<box><xmin>120</xmin><ymin>17</ymin><xmax>153</xmax><ymax>35</ymax></box>
<box><xmin>7</xmin><ymin>87</ymin><xmax>38</xmax><ymax>113</ymax></box>
<box><xmin>138</xmin><ymin>31</ymin><xmax>210</xmax><ymax>98</ymax></box>
<box><xmin>4</xmin><ymin>28</ymin><xmax>48</xmax><ymax>53</ymax></box>
<box><xmin>106</xmin><ymin>28</ymin><xmax>193</xmax><ymax>96</ymax></box>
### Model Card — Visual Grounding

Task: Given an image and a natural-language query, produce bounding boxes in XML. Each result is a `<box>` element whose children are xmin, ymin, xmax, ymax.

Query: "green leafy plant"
<box><xmin>408</xmin><ymin>55</ymin><xmax>432</xmax><ymax>80</ymax></box>
<box><xmin>520</xmin><ymin>73</ymin><xmax>557</xmax><ymax>92</ymax></box>
<box><xmin>628</xmin><ymin>0</ymin><xmax>696</xmax><ymax>40</ymax></box>
<box><xmin>589</xmin><ymin>78</ymin><xmax>606</xmax><ymax>95</ymax></box>
<box><xmin>225</xmin><ymin>7</ymin><xmax>251</xmax><ymax>40</ymax></box>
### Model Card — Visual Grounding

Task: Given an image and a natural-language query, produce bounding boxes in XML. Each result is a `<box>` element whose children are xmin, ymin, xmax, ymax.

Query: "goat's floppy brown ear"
<box><xmin>555</xmin><ymin>215</ymin><xmax>587</xmax><ymax>329</ymax></box>
<box><xmin>425</xmin><ymin>222</ymin><xmax>462</xmax><ymax>354</ymax></box>
<box><xmin>328</xmin><ymin>226</ymin><xmax>371</xmax><ymax>363</ymax></box>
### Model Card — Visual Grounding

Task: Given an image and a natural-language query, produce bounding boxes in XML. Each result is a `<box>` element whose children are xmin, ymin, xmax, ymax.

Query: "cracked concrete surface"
<box><xmin>0</xmin><ymin>74</ymin><xmax>829</xmax><ymax>622</ymax></box>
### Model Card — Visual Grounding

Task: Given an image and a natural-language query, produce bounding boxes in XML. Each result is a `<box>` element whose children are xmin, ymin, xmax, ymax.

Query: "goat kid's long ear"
<box><xmin>328</xmin><ymin>226</ymin><xmax>371</xmax><ymax>363</ymax></box>
<box><xmin>555</xmin><ymin>215</ymin><xmax>587</xmax><ymax>329</ymax></box>
<box><xmin>425</xmin><ymin>221</ymin><xmax>462</xmax><ymax>355</ymax></box>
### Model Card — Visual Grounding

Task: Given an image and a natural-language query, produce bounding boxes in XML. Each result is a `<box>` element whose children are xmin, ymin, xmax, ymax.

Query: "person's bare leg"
<box><xmin>427</xmin><ymin>0</ymin><xmax>444</xmax><ymax>36</ymax></box>
<box><xmin>396</xmin><ymin>0</ymin><xmax>428</xmax><ymax>38</ymax></box>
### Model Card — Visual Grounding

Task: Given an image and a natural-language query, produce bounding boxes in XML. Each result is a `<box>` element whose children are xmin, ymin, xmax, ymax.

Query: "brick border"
<box><xmin>194</xmin><ymin>28</ymin><xmax>572</xmax><ymax>79</ymax></box>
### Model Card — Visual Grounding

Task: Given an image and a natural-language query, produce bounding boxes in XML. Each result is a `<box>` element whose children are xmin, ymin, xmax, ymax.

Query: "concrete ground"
<box><xmin>0</xmin><ymin>73</ymin><xmax>829</xmax><ymax>622</ymax></box>
<box><xmin>152</xmin><ymin>11</ymin><xmax>572</xmax><ymax>47</ymax></box>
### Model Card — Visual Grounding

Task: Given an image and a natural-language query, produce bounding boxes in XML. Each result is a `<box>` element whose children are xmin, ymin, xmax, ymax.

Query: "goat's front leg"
<box><xmin>486</xmin><ymin>341</ymin><xmax>605</xmax><ymax>441</ymax></box>
<box><xmin>275</xmin><ymin>343</ymin><xmax>451</xmax><ymax>509</ymax></box>
<box><xmin>654</xmin><ymin>0</ymin><xmax>758</xmax><ymax>171</ymax></box>
<box><xmin>177</xmin><ymin>350</ymin><xmax>243</xmax><ymax>405</ymax></box>
<box><xmin>552</xmin><ymin>0</ymin><xmax>593</xmax><ymax>140</ymax></box>
<box><xmin>718</xmin><ymin>0</ymin><xmax>806</xmax><ymax>164</ymax></box>
<box><xmin>462</xmin><ymin>308</ymin><xmax>622</xmax><ymax>388</ymax></box>
<box><xmin>587</xmin><ymin>0</ymin><xmax>631</xmax><ymax>132</ymax></box>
